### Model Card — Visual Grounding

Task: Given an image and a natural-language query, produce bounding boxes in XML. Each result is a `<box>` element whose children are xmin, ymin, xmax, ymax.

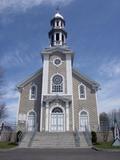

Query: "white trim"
<box><xmin>45</xmin><ymin>102</ymin><xmax>49</xmax><ymax>131</ymax></box>
<box><xmin>79</xmin><ymin>109</ymin><xmax>90</xmax><ymax>132</ymax></box>
<box><xmin>27</xmin><ymin>109</ymin><xmax>37</xmax><ymax>117</ymax></box>
<box><xmin>78</xmin><ymin>83</ymin><xmax>87</xmax><ymax>100</ymax></box>
<box><xmin>26</xmin><ymin>109</ymin><xmax>37</xmax><ymax>132</ymax></box>
<box><xmin>53</xmin><ymin>57</ymin><xmax>62</xmax><ymax>67</ymax></box>
<box><xmin>50</xmin><ymin>73</ymin><xmax>65</xmax><ymax>94</ymax></box>
<box><xmin>66</xmin><ymin>54</ymin><xmax>72</xmax><ymax>95</ymax></box>
<box><xmin>96</xmin><ymin>92</ymin><xmax>100</xmax><ymax>130</ymax></box>
<box><xmin>72</xmin><ymin>95</ymin><xmax>75</xmax><ymax>131</ymax></box>
<box><xmin>66</xmin><ymin>54</ymin><xmax>74</xmax><ymax>131</ymax></box>
<box><xmin>16</xmin><ymin>92</ymin><xmax>21</xmax><ymax>124</ymax></box>
<box><xmin>49</xmin><ymin>105</ymin><xmax>65</xmax><ymax>132</ymax></box>
<box><xmin>29</xmin><ymin>84</ymin><xmax>37</xmax><ymax>100</ymax></box>
<box><xmin>66</xmin><ymin>102</ymin><xmax>69</xmax><ymax>131</ymax></box>
<box><xmin>40</xmin><ymin>54</ymin><xmax>49</xmax><ymax>131</ymax></box>
<box><xmin>40</xmin><ymin>102</ymin><xmax>43</xmax><ymax>131</ymax></box>
<box><xmin>42</xmin><ymin>55</ymin><xmax>49</xmax><ymax>95</ymax></box>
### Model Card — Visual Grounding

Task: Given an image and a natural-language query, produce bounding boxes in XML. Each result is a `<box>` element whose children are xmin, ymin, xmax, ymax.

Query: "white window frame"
<box><xmin>26</xmin><ymin>109</ymin><xmax>37</xmax><ymax>132</ymax></box>
<box><xmin>49</xmin><ymin>105</ymin><xmax>65</xmax><ymax>132</ymax></box>
<box><xmin>79</xmin><ymin>109</ymin><xmax>90</xmax><ymax>132</ymax></box>
<box><xmin>29</xmin><ymin>84</ymin><xmax>37</xmax><ymax>100</ymax></box>
<box><xmin>50</xmin><ymin>73</ymin><xmax>64</xmax><ymax>94</ymax></box>
<box><xmin>53</xmin><ymin>57</ymin><xmax>62</xmax><ymax>67</ymax></box>
<box><xmin>78</xmin><ymin>83</ymin><xmax>86</xmax><ymax>100</ymax></box>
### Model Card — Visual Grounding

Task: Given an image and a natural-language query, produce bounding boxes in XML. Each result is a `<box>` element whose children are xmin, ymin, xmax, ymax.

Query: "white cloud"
<box><xmin>98</xmin><ymin>95</ymin><xmax>120</xmax><ymax>113</ymax></box>
<box><xmin>5</xmin><ymin>101</ymin><xmax>19</xmax><ymax>123</ymax></box>
<box><xmin>0</xmin><ymin>0</ymin><xmax>74</xmax><ymax>13</ymax></box>
<box><xmin>0</xmin><ymin>48</ymin><xmax>36</xmax><ymax>68</ymax></box>
<box><xmin>2</xmin><ymin>82</ymin><xmax>19</xmax><ymax>100</ymax></box>
<box><xmin>99</xmin><ymin>58</ymin><xmax>120</xmax><ymax>78</ymax></box>
<box><xmin>97</xmin><ymin>59</ymin><xmax>120</xmax><ymax>113</ymax></box>
<box><xmin>97</xmin><ymin>58</ymin><xmax>120</xmax><ymax>113</ymax></box>
<box><xmin>1</xmin><ymin>82</ymin><xmax>19</xmax><ymax>123</ymax></box>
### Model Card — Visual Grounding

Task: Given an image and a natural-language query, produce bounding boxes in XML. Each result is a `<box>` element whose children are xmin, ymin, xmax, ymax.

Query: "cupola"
<box><xmin>49</xmin><ymin>11</ymin><xmax>67</xmax><ymax>47</ymax></box>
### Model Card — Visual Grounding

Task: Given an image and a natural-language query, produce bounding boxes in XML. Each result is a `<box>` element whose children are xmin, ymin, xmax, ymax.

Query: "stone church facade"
<box><xmin>17</xmin><ymin>12</ymin><xmax>100</xmax><ymax>134</ymax></box>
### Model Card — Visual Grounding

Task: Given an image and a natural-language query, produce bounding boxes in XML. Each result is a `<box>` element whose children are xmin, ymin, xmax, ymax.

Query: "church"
<box><xmin>17</xmin><ymin>11</ymin><xmax>100</xmax><ymax>147</ymax></box>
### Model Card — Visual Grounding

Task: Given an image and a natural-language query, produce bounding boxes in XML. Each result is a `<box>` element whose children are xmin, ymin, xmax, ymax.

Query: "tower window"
<box><xmin>56</xmin><ymin>33</ymin><xmax>59</xmax><ymax>41</ymax></box>
<box><xmin>79</xmin><ymin>83</ymin><xmax>86</xmax><ymax>100</ymax></box>
<box><xmin>51</xmin><ymin>74</ymin><xmax>64</xmax><ymax>93</ymax></box>
<box><xmin>57</xmin><ymin>21</ymin><xmax>59</xmax><ymax>26</ymax></box>
<box><xmin>51</xmin><ymin>35</ymin><xmax>54</xmax><ymax>43</ymax></box>
<box><xmin>53</xmin><ymin>57</ymin><xmax>62</xmax><ymax>66</ymax></box>
<box><xmin>62</xmin><ymin>34</ymin><xmax>64</xmax><ymax>42</ymax></box>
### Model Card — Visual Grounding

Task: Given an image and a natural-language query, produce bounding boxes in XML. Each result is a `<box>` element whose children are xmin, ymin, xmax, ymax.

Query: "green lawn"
<box><xmin>95</xmin><ymin>142</ymin><xmax>120</xmax><ymax>149</ymax></box>
<box><xmin>0</xmin><ymin>142</ymin><xmax>17</xmax><ymax>149</ymax></box>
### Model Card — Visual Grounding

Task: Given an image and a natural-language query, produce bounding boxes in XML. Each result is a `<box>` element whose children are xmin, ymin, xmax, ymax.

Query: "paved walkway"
<box><xmin>0</xmin><ymin>148</ymin><xmax>120</xmax><ymax>160</ymax></box>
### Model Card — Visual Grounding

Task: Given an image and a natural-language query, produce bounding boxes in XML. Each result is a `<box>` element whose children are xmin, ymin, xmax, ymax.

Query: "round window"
<box><xmin>53</xmin><ymin>58</ymin><xmax>62</xmax><ymax>66</ymax></box>
<box><xmin>52</xmin><ymin>75</ymin><xmax>63</xmax><ymax>85</ymax></box>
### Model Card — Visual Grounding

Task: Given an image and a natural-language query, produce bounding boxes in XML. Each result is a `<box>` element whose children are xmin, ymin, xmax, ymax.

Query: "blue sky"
<box><xmin>0</xmin><ymin>0</ymin><xmax>120</xmax><ymax>123</ymax></box>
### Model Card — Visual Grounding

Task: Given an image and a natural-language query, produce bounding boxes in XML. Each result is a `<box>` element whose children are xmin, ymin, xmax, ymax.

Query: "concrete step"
<box><xmin>19</xmin><ymin>131</ymin><xmax>91</xmax><ymax>148</ymax></box>
<box><xmin>31</xmin><ymin>132</ymin><xmax>76</xmax><ymax>148</ymax></box>
<box><xmin>19</xmin><ymin>133</ymin><xmax>33</xmax><ymax>148</ymax></box>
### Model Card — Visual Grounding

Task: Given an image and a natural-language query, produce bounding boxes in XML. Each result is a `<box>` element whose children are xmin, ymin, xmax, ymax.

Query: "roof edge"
<box><xmin>17</xmin><ymin>68</ymin><xmax>43</xmax><ymax>89</ymax></box>
<box><xmin>72</xmin><ymin>69</ymin><xmax>100</xmax><ymax>91</ymax></box>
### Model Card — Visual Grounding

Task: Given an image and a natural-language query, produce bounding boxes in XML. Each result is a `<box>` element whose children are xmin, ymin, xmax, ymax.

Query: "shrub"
<box><xmin>91</xmin><ymin>131</ymin><xmax>97</xmax><ymax>144</ymax></box>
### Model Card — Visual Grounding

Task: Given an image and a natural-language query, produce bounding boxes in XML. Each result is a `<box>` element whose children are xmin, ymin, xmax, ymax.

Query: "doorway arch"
<box><xmin>79</xmin><ymin>110</ymin><xmax>90</xmax><ymax>132</ymax></box>
<box><xmin>27</xmin><ymin>110</ymin><xmax>36</xmax><ymax>132</ymax></box>
<box><xmin>50</xmin><ymin>106</ymin><xmax>65</xmax><ymax>132</ymax></box>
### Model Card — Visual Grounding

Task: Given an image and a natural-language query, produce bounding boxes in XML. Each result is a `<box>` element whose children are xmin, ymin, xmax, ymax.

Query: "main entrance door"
<box><xmin>50</xmin><ymin>107</ymin><xmax>64</xmax><ymax>132</ymax></box>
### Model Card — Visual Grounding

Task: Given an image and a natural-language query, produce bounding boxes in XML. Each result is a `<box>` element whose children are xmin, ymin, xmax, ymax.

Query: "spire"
<box><xmin>49</xmin><ymin>11</ymin><xmax>67</xmax><ymax>47</ymax></box>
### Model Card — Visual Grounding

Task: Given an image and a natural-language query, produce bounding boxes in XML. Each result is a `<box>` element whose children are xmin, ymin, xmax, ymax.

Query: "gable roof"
<box><xmin>72</xmin><ymin>69</ymin><xmax>100</xmax><ymax>91</ymax></box>
<box><xmin>17</xmin><ymin>68</ymin><xmax>100</xmax><ymax>91</ymax></box>
<box><xmin>17</xmin><ymin>68</ymin><xmax>43</xmax><ymax>89</ymax></box>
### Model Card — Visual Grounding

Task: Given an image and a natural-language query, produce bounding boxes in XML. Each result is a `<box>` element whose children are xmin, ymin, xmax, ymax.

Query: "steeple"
<box><xmin>49</xmin><ymin>11</ymin><xmax>67</xmax><ymax>47</ymax></box>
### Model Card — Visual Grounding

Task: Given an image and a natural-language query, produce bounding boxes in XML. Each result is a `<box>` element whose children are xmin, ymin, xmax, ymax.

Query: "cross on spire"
<box><xmin>56</xmin><ymin>6</ymin><xmax>60</xmax><ymax>13</ymax></box>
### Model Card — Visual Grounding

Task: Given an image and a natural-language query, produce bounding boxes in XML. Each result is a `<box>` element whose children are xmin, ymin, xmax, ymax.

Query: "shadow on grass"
<box><xmin>0</xmin><ymin>142</ymin><xmax>17</xmax><ymax>149</ymax></box>
<box><xmin>95</xmin><ymin>142</ymin><xmax>120</xmax><ymax>149</ymax></box>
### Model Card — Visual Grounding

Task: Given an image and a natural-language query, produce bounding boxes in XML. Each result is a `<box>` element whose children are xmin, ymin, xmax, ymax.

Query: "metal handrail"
<box><xmin>83</xmin><ymin>126</ymin><xmax>92</xmax><ymax>146</ymax></box>
<box><xmin>74</xmin><ymin>127</ymin><xmax>80</xmax><ymax>147</ymax></box>
<box><xmin>28</xmin><ymin>123</ymin><xmax>38</xmax><ymax>147</ymax></box>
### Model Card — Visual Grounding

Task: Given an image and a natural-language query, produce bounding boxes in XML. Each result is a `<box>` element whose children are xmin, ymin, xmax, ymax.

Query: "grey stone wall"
<box><xmin>48</xmin><ymin>52</ymin><xmax>67</xmax><ymax>94</ymax></box>
<box><xmin>96</xmin><ymin>131</ymin><xmax>113</xmax><ymax>142</ymax></box>
<box><xmin>17</xmin><ymin>72</ymin><xmax>43</xmax><ymax>131</ymax></box>
<box><xmin>72</xmin><ymin>72</ymin><xmax>98</xmax><ymax>131</ymax></box>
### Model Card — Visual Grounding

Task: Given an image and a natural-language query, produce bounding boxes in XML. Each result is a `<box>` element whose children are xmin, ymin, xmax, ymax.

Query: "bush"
<box><xmin>91</xmin><ymin>131</ymin><xmax>97</xmax><ymax>144</ymax></box>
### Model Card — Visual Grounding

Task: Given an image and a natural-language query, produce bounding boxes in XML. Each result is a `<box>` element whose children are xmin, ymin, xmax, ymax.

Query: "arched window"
<box><xmin>51</xmin><ymin>74</ymin><xmax>64</xmax><ymax>93</ymax></box>
<box><xmin>29</xmin><ymin>84</ymin><xmax>37</xmax><ymax>100</ymax></box>
<box><xmin>52</xmin><ymin>107</ymin><xmax>63</xmax><ymax>113</ymax></box>
<box><xmin>79</xmin><ymin>110</ymin><xmax>89</xmax><ymax>131</ymax></box>
<box><xmin>56</xmin><ymin>33</ymin><xmax>59</xmax><ymax>41</ymax></box>
<box><xmin>79</xmin><ymin>83</ymin><xmax>86</xmax><ymax>99</ymax></box>
<box><xmin>27</xmin><ymin>110</ymin><xmax>36</xmax><ymax>132</ymax></box>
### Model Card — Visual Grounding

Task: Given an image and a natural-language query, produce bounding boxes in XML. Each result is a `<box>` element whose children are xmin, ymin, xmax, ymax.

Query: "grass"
<box><xmin>0</xmin><ymin>142</ymin><xmax>17</xmax><ymax>149</ymax></box>
<box><xmin>95</xmin><ymin>142</ymin><xmax>120</xmax><ymax>149</ymax></box>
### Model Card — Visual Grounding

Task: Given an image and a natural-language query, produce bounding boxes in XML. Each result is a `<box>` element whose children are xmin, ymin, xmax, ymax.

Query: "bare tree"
<box><xmin>108</xmin><ymin>109</ymin><xmax>120</xmax><ymax>129</ymax></box>
<box><xmin>0</xmin><ymin>66</ymin><xmax>7</xmax><ymax>122</ymax></box>
<box><xmin>0</xmin><ymin>103</ymin><xmax>7</xmax><ymax>120</ymax></box>
<box><xmin>0</xmin><ymin>67</ymin><xmax>4</xmax><ymax>98</ymax></box>
<box><xmin>99</xmin><ymin>112</ymin><xmax>110</xmax><ymax>142</ymax></box>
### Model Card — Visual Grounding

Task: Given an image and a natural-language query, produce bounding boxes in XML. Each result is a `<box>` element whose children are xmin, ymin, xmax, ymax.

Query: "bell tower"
<box><xmin>40</xmin><ymin>11</ymin><xmax>74</xmax><ymax>132</ymax></box>
<box><xmin>49</xmin><ymin>11</ymin><xmax>67</xmax><ymax>46</ymax></box>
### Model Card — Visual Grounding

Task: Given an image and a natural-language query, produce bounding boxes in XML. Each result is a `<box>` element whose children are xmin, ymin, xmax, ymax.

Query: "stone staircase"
<box><xmin>79</xmin><ymin>132</ymin><xmax>91</xmax><ymax>148</ymax></box>
<box><xmin>31</xmin><ymin>132</ymin><xmax>76</xmax><ymax>148</ymax></box>
<box><xmin>19</xmin><ymin>132</ymin><xmax>33</xmax><ymax>148</ymax></box>
<box><xmin>19</xmin><ymin>132</ymin><xmax>91</xmax><ymax>148</ymax></box>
